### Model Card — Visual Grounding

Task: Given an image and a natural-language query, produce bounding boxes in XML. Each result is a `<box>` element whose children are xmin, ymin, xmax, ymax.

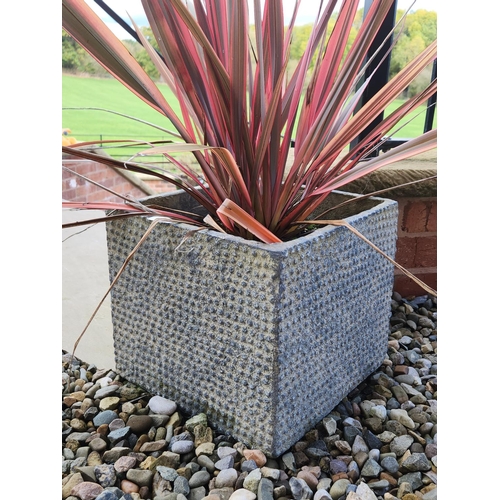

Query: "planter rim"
<box><xmin>144</xmin><ymin>189</ymin><xmax>397</xmax><ymax>252</ymax></box>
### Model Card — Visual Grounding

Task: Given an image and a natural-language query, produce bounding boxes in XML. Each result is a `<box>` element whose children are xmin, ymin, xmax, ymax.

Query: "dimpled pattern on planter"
<box><xmin>105</xmin><ymin>190</ymin><xmax>398</xmax><ymax>457</ymax></box>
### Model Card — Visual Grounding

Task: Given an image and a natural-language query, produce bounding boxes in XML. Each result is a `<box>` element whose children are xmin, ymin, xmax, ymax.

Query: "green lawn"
<box><xmin>63</xmin><ymin>74</ymin><xmax>436</xmax><ymax>159</ymax></box>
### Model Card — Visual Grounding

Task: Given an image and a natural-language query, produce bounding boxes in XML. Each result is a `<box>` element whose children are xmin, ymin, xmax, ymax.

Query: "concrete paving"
<box><xmin>62</xmin><ymin>209</ymin><xmax>115</xmax><ymax>369</ymax></box>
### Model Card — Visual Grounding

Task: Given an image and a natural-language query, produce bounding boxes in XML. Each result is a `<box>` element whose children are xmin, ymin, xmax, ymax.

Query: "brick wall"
<box><xmin>393</xmin><ymin>197</ymin><xmax>437</xmax><ymax>296</ymax></box>
<box><xmin>62</xmin><ymin>157</ymin><xmax>175</xmax><ymax>203</ymax></box>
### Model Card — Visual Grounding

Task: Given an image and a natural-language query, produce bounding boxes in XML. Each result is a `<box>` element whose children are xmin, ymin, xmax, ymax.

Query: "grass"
<box><xmin>62</xmin><ymin>73</ymin><xmax>437</xmax><ymax>162</ymax></box>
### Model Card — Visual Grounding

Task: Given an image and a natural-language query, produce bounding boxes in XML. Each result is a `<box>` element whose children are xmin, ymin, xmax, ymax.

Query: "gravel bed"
<box><xmin>62</xmin><ymin>291</ymin><xmax>437</xmax><ymax>500</ymax></box>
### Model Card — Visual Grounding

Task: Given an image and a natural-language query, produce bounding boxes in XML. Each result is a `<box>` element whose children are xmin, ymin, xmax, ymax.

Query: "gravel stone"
<box><xmin>63</xmin><ymin>292</ymin><xmax>437</xmax><ymax>500</ymax></box>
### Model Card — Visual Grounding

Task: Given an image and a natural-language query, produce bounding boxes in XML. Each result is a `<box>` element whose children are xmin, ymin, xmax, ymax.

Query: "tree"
<box><xmin>123</xmin><ymin>27</ymin><xmax>160</xmax><ymax>80</ymax></box>
<box><xmin>391</xmin><ymin>10</ymin><xmax>437</xmax><ymax>96</ymax></box>
<box><xmin>62</xmin><ymin>29</ymin><xmax>108</xmax><ymax>75</ymax></box>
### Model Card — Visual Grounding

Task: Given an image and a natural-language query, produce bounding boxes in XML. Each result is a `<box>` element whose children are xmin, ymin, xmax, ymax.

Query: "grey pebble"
<box><xmin>289</xmin><ymin>477</ymin><xmax>313</xmax><ymax>500</ymax></box>
<box><xmin>196</xmin><ymin>455</ymin><xmax>215</xmax><ymax>473</ymax></box>
<box><xmin>281</xmin><ymin>452</ymin><xmax>296</xmax><ymax>472</ymax></box>
<box><xmin>241</xmin><ymin>459</ymin><xmax>258</xmax><ymax>472</ymax></box>
<box><xmin>173</xmin><ymin>475</ymin><xmax>190</xmax><ymax>496</ymax></box>
<box><xmin>108</xmin><ymin>426</ymin><xmax>131</xmax><ymax>444</ymax></box>
<box><xmin>215</xmin><ymin>455</ymin><xmax>235</xmax><ymax>470</ymax></box>
<box><xmin>95</xmin><ymin>491</ymin><xmax>120</xmax><ymax>500</ymax></box>
<box><xmin>398</xmin><ymin>471</ymin><xmax>423</xmax><ymax>490</ymax></box>
<box><xmin>243</xmin><ymin>468</ymin><xmax>262</xmax><ymax>494</ymax></box>
<box><xmin>156</xmin><ymin>466</ymin><xmax>179</xmax><ymax>482</ymax></box>
<box><xmin>93</xmin><ymin>410</ymin><xmax>118</xmax><ymax>427</ymax></box>
<box><xmin>381</xmin><ymin>456</ymin><xmax>399</xmax><ymax>474</ymax></box>
<box><xmin>126</xmin><ymin>468</ymin><xmax>153</xmax><ymax>487</ymax></box>
<box><xmin>257</xmin><ymin>477</ymin><xmax>274</xmax><ymax>500</ymax></box>
<box><xmin>66</xmin><ymin>432</ymin><xmax>91</xmax><ymax>443</ymax></box>
<box><xmin>62</xmin><ymin>294</ymin><xmax>437</xmax><ymax>500</ymax></box>
<box><xmin>95</xmin><ymin>384</ymin><xmax>120</xmax><ymax>399</ymax></box>
<box><xmin>171</xmin><ymin>440</ymin><xmax>195</xmax><ymax>454</ymax></box>
<box><xmin>360</xmin><ymin>458</ymin><xmax>382</xmax><ymax>478</ymax></box>
<box><xmin>188</xmin><ymin>470</ymin><xmax>211</xmax><ymax>488</ymax></box>
<box><xmin>217</xmin><ymin>446</ymin><xmax>238</xmax><ymax>460</ymax></box>
<box><xmin>189</xmin><ymin>486</ymin><xmax>207</xmax><ymax>500</ymax></box>
<box><xmin>215</xmin><ymin>468</ymin><xmax>238</xmax><ymax>488</ymax></box>
<box><xmin>401</xmin><ymin>452</ymin><xmax>431</xmax><ymax>472</ymax></box>
<box><xmin>390</xmin><ymin>434</ymin><xmax>414</xmax><ymax>456</ymax></box>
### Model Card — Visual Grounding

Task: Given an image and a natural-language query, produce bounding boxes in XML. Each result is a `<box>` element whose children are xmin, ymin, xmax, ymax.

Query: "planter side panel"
<box><xmin>105</xmin><ymin>193</ymin><xmax>398</xmax><ymax>457</ymax></box>
<box><xmin>105</xmin><ymin>221</ymin><xmax>281</xmax><ymax>451</ymax></box>
<box><xmin>272</xmin><ymin>200</ymin><xmax>398</xmax><ymax>454</ymax></box>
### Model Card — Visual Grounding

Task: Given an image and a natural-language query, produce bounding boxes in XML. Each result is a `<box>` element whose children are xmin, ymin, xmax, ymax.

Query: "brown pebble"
<box><xmin>293</xmin><ymin>441</ymin><xmax>308</xmax><ymax>452</ymax></box>
<box><xmin>70</xmin><ymin>391</ymin><xmax>86</xmax><ymax>402</ymax></box>
<box><xmin>96</xmin><ymin>424</ymin><xmax>109</xmax><ymax>436</ymax></box>
<box><xmin>297</xmin><ymin>471</ymin><xmax>318</xmax><ymax>489</ymax></box>
<box><xmin>243</xmin><ymin>449</ymin><xmax>267</xmax><ymax>467</ymax></box>
<box><xmin>75</xmin><ymin>378</ymin><xmax>87</xmax><ymax>388</ymax></box>
<box><xmin>65</xmin><ymin>440</ymin><xmax>80</xmax><ymax>453</ymax></box>
<box><xmin>73</xmin><ymin>409</ymin><xmax>85</xmax><ymax>419</ymax></box>
<box><xmin>293</xmin><ymin>451</ymin><xmax>309</xmax><ymax>468</ymax></box>
<box><xmin>89</xmin><ymin>437</ymin><xmax>108</xmax><ymax>452</ymax></box>
<box><xmin>139</xmin><ymin>439</ymin><xmax>167</xmax><ymax>453</ymax></box>
<box><xmin>330</xmin><ymin>472</ymin><xmax>349</xmax><ymax>482</ymax></box>
<box><xmin>305</xmin><ymin>429</ymin><xmax>319</xmax><ymax>442</ymax></box>
<box><xmin>394</xmin><ymin>365</ymin><xmax>409</xmax><ymax>375</ymax></box>
<box><xmin>81</xmin><ymin>398</ymin><xmax>94</xmax><ymax>413</ymax></box>
<box><xmin>63</xmin><ymin>396</ymin><xmax>78</xmax><ymax>407</ymax></box>
<box><xmin>346</xmin><ymin>470</ymin><xmax>358</xmax><ymax>482</ymax></box>
<box><xmin>139</xmin><ymin>486</ymin><xmax>150</xmax><ymax>499</ymax></box>
<box><xmin>121</xmin><ymin>479</ymin><xmax>140</xmax><ymax>494</ymax></box>
<box><xmin>87</xmin><ymin>451</ymin><xmax>103</xmax><ymax>466</ymax></box>
<box><xmin>177</xmin><ymin>467</ymin><xmax>192</xmax><ymax>480</ymax></box>
<box><xmin>421</xmin><ymin>484</ymin><xmax>437</xmax><ymax>495</ymax></box>
<box><xmin>334</xmin><ymin>441</ymin><xmax>351</xmax><ymax>454</ymax></box>
<box><xmin>398</xmin><ymin>482</ymin><xmax>413</xmax><ymax>497</ymax></box>
<box><xmin>62</xmin><ymin>472</ymin><xmax>83</xmax><ymax>498</ymax></box>
<box><xmin>380</xmin><ymin>472</ymin><xmax>398</xmax><ymax>487</ymax></box>
<box><xmin>128</xmin><ymin>415</ymin><xmax>154</xmax><ymax>435</ymax></box>
<box><xmin>139</xmin><ymin>456</ymin><xmax>157</xmax><ymax>471</ymax></box>
<box><xmin>353</xmin><ymin>451</ymin><xmax>369</xmax><ymax>469</ymax></box>
<box><xmin>134</xmin><ymin>434</ymin><xmax>151</xmax><ymax>453</ymax></box>
<box><xmin>70</xmin><ymin>418</ymin><xmax>88</xmax><ymax>432</ymax></box>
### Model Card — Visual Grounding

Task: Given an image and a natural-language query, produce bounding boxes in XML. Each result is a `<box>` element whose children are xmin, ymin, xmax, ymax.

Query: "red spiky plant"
<box><xmin>62</xmin><ymin>0</ymin><xmax>437</xmax><ymax>244</ymax></box>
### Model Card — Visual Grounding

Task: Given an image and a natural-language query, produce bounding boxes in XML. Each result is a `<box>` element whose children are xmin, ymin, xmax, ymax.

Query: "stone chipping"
<box><xmin>63</xmin><ymin>291</ymin><xmax>437</xmax><ymax>500</ymax></box>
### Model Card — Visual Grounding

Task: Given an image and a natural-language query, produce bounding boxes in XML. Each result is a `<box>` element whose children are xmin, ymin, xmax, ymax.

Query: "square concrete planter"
<box><xmin>105</xmin><ymin>190</ymin><xmax>398</xmax><ymax>457</ymax></box>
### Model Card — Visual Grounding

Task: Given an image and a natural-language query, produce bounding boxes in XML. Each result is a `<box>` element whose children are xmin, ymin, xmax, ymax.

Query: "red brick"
<box><xmin>393</xmin><ymin>271</ymin><xmax>437</xmax><ymax>297</ymax></box>
<box><xmin>415</xmin><ymin>236</ymin><xmax>437</xmax><ymax>268</ymax></box>
<box><xmin>401</xmin><ymin>200</ymin><xmax>437</xmax><ymax>234</ymax></box>
<box><xmin>427</xmin><ymin>201</ymin><xmax>437</xmax><ymax>232</ymax></box>
<box><xmin>395</xmin><ymin>237</ymin><xmax>417</xmax><ymax>268</ymax></box>
<box><xmin>62</xmin><ymin>187</ymin><xmax>77</xmax><ymax>201</ymax></box>
<box><xmin>87</xmin><ymin>190</ymin><xmax>104</xmax><ymax>202</ymax></box>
